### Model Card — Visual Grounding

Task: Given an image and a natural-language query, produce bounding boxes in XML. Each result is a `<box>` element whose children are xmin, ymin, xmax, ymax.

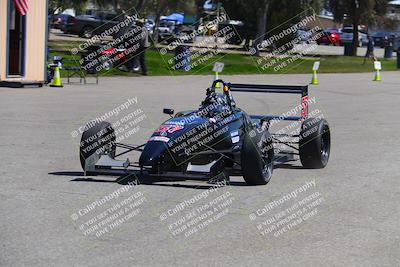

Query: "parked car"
<box><xmin>391</xmin><ymin>33</ymin><xmax>400</xmax><ymax>51</ymax></box>
<box><xmin>66</xmin><ymin>11</ymin><xmax>127</xmax><ymax>38</ymax></box>
<box><xmin>145</xmin><ymin>18</ymin><xmax>155</xmax><ymax>35</ymax></box>
<box><xmin>220</xmin><ymin>20</ymin><xmax>245</xmax><ymax>45</ymax></box>
<box><xmin>51</xmin><ymin>14</ymin><xmax>75</xmax><ymax>33</ymax></box>
<box><xmin>372</xmin><ymin>31</ymin><xmax>395</xmax><ymax>47</ymax></box>
<box><xmin>203</xmin><ymin>0</ymin><xmax>218</xmax><ymax>14</ymax></box>
<box><xmin>340</xmin><ymin>27</ymin><xmax>368</xmax><ymax>47</ymax></box>
<box><xmin>316</xmin><ymin>28</ymin><xmax>341</xmax><ymax>46</ymax></box>
<box><xmin>158</xmin><ymin>20</ymin><xmax>176</xmax><ymax>43</ymax></box>
<box><xmin>296</xmin><ymin>28</ymin><xmax>313</xmax><ymax>43</ymax></box>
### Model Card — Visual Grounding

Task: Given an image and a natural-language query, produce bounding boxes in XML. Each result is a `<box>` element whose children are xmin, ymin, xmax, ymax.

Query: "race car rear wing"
<box><xmin>227</xmin><ymin>83</ymin><xmax>308</xmax><ymax>97</ymax></box>
<box><xmin>223</xmin><ymin>82</ymin><xmax>309</xmax><ymax>121</ymax></box>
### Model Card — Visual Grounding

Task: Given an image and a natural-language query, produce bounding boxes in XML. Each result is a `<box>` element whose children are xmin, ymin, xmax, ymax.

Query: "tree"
<box><xmin>329</xmin><ymin>0</ymin><xmax>392</xmax><ymax>56</ymax></box>
<box><xmin>222</xmin><ymin>0</ymin><xmax>320</xmax><ymax>55</ymax></box>
<box><xmin>146</xmin><ymin>0</ymin><xmax>185</xmax><ymax>43</ymax></box>
<box><xmin>49</xmin><ymin>0</ymin><xmax>148</xmax><ymax>15</ymax></box>
<box><xmin>254</xmin><ymin>0</ymin><xmax>271</xmax><ymax>56</ymax></box>
<box><xmin>93</xmin><ymin>0</ymin><xmax>148</xmax><ymax>14</ymax></box>
<box><xmin>221</xmin><ymin>0</ymin><xmax>270</xmax><ymax>53</ymax></box>
<box><xmin>48</xmin><ymin>0</ymin><xmax>87</xmax><ymax>14</ymax></box>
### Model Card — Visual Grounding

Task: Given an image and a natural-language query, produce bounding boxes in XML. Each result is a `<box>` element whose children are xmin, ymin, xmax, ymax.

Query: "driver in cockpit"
<box><xmin>200</xmin><ymin>88</ymin><xmax>232</xmax><ymax>118</ymax></box>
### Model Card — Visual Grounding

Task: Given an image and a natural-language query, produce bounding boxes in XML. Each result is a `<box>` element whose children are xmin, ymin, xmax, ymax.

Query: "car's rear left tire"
<box><xmin>80</xmin><ymin>26</ymin><xmax>95</xmax><ymax>38</ymax></box>
<box><xmin>241</xmin><ymin>130</ymin><xmax>274</xmax><ymax>185</ymax></box>
<box><xmin>99</xmin><ymin>59</ymin><xmax>113</xmax><ymax>71</ymax></box>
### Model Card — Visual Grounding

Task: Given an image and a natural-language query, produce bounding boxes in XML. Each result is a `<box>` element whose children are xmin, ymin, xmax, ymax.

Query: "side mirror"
<box><xmin>163</xmin><ymin>108</ymin><xmax>174</xmax><ymax>116</ymax></box>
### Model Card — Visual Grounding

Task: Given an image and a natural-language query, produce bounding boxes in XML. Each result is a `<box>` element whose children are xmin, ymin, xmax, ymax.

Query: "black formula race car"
<box><xmin>79</xmin><ymin>80</ymin><xmax>330</xmax><ymax>185</ymax></box>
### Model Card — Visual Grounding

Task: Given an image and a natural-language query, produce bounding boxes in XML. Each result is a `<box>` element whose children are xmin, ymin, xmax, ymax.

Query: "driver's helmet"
<box><xmin>201</xmin><ymin>92</ymin><xmax>230</xmax><ymax>116</ymax></box>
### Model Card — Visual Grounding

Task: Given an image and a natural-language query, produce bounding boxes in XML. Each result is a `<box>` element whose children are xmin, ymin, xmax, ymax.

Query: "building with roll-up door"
<box><xmin>0</xmin><ymin>0</ymin><xmax>48</xmax><ymax>87</ymax></box>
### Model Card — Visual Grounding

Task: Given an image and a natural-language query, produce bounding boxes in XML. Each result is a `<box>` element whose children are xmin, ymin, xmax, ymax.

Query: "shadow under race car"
<box><xmin>79</xmin><ymin>80</ymin><xmax>330</xmax><ymax>185</ymax></box>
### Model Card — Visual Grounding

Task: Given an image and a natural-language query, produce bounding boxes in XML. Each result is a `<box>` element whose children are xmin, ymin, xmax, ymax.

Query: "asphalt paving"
<box><xmin>0</xmin><ymin>72</ymin><xmax>399</xmax><ymax>266</ymax></box>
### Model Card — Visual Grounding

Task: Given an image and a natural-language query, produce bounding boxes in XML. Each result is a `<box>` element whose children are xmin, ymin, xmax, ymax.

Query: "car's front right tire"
<box><xmin>79</xmin><ymin>121</ymin><xmax>116</xmax><ymax>172</ymax></box>
<box><xmin>241</xmin><ymin>130</ymin><xmax>274</xmax><ymax>185</ymax></box>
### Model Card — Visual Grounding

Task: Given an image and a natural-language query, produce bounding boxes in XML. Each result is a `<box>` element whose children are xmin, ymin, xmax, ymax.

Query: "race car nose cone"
<box><xmin>139</xmin><ymin>141</ymin><xmax>168</xmax><ymax>167</ymax></box>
